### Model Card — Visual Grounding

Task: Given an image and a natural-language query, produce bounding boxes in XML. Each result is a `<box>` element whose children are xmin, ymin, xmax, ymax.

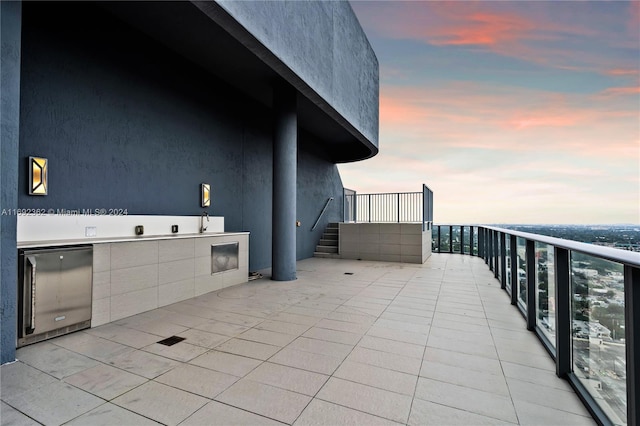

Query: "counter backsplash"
<box><xmin>17</xmin><ymin>214</ymin><xmax>224</xmax><ymax>243</ymax></box>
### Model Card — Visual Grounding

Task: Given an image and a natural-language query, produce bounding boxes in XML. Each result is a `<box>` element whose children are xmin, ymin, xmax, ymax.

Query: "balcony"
<box><xmin>433</xmin><ymin>224</ymin><xmax>640</xmax><ymax>426</ymax></box>
<box><xmin>1</xmin><ymin>254</ymin><xmax>597</xmax><ymax>425</ymax></box>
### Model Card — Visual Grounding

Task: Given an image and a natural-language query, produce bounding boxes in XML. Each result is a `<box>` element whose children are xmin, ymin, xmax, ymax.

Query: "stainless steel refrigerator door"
<box><xmin>23</xmin><ymin>247</ymin><xmax>92</xmax><ymax>337</ymax></box>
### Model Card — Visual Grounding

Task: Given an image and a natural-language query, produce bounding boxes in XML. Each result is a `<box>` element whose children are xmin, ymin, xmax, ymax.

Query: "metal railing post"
<box><xmin>510</xmin><ymin>234</ymin><xmax>518</xmax><ymax>305</ymax></box>
<box><xmin>500</xmin><ymin>232</ymin><xmax>506</xmax><ymax>289</ymax></box>
<box><xmin>625</xmin><ymin>265</ymin><xmax>640</xmax><ymax>426</ymax></box>
<box><xmin>460</xmin><ymin>226</ymin><xmax>465</xmax><ymax>254</ymax></box>
<box><xmin>437</xmin><ymin>226</ymin><xmax>441</xmax><ymax>253</ymax></box>
<box><xmin>555</xmin><ymin>247</ymin><xmax>571</xmax><ymax>378</ymax></box>
<box><xmin>526</xmin><ymin>239</ymin><xmax>536</xmax><ymax>331</ymax></box>
<box><xmin>449</xmin><ymin>225</ymin><xmax>453</xmax><ymax>254</ymax></box>
<box><xmin>492</xmin><ymin>231</ymin><xmax>500</xmax><ymax>279</ymax></box>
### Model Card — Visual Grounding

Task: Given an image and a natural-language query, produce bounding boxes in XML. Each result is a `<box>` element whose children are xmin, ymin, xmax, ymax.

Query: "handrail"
<box><xmin>311</xmin><ymin>197</ymin><xmax>334</xmax><ymax>231</ymax></box>
<box><xmin>483</xmin><ymin>225</ymin><xmax>640</xmax><ymax>268</ymax></box>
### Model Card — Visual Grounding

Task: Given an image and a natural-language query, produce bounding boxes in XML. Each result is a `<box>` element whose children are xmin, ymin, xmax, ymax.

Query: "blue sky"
<box><xmin>338</xmin><ymin>1</ymin><xmax>639</xmax><ymax>224</ymax></box>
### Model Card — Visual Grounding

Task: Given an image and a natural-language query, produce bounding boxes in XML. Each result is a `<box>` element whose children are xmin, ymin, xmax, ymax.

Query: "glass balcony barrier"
<box><xmin>432</xmin><ymin>224</ymin><xmax>640</xmax><ymax>426</ymax></box>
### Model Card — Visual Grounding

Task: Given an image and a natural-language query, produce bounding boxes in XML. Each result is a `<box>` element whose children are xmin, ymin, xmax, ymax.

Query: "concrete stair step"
<box><xmin>321</xmin><ymin>233</ymin><xmax>338</xmax><ymax>240</ymax></box>
<box><xmin>315</xmin><ymin>245</ymin><xmax>338</xmax><ymax>254</ymax></box>
<box><xmin>314</xmin><ymin>252</ymin><xmax>341</xmax><ymax>259</ymax></box>
<box><xmin>319</xmin><ymin>238</ymin><xmax>338</xmax><ymax>246</ymax></box>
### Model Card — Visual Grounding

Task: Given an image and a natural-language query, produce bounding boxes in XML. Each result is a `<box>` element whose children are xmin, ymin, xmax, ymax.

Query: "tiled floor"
<box><xmin>1</xmin><ymin>254</ymin><xmax>596</xmax><ymax>425</ymax></box>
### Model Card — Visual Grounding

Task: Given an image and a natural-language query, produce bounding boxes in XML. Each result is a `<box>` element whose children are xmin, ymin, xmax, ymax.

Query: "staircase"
<box><xmin>314</xmin><ymin>222</ymin><xmax>340</xmax><ymax>258</ymax></box>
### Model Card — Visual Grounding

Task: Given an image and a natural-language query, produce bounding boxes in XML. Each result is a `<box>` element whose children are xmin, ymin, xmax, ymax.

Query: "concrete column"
<box><xmin>271</xmin><ymin>82</ymin><xmax>297</xmax><ymax>281</ymax></box>
<box><xmin>1</xmin><ymin>0</ymin><xmax>22</xmax><ymax>364</ymax></box>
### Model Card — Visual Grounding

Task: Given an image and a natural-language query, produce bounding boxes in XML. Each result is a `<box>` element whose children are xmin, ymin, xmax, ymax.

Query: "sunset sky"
<box><xmin>339</xmin><ymin>1</ymin><xmax>639</xmax><ymax>225</ymax></box>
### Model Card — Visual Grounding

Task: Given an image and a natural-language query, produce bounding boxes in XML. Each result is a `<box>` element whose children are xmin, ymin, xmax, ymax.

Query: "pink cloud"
<box><xmin>599</xmin><ymin>86</ymin><xmax>640</xmax><ymax>96</ymax></box>
<box><xmin>425</xmin><ymin>11</ymin><xmax>535</xmax><ymax>47</ymax></box>
<box><xmin>605</xmin><ymin>68</ymin><xmax>639</xmax><ymax>76</ymax></box>
<box><xmin>355</xmin><ymin>2</ymin><xmax>638</xmax><ymax>73</ymax></box>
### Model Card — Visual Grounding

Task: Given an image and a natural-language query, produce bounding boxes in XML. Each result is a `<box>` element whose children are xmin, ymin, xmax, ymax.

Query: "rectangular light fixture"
<box><xmin>201</xmin><ymin>183</ymin><xmax>210</xmax><ymax>207</ymax></box>
<box><xmin>29</xmin><ymin>156</ymin><xmax>48</xmax><ymax>195</ymax></box>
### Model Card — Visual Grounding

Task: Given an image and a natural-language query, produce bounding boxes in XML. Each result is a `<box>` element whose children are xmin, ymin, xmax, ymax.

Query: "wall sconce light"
<box><xmin>201</xmin><ymin>183</ymin><xmax>210</xmax><ymax>207</ymax></box>
<box><xmin>29</xmin><ymin>156</ymin><xmax>48</xmax><ymax>195</ymax></box>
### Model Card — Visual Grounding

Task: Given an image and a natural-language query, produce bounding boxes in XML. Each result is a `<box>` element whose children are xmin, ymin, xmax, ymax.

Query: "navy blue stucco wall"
<box><xmin>0</xmin><ymin>0</ymin><xmax>21</xmax><ymax>364</ymax></box>
<box><xmin>214</xmin><ymin>0</ymin><xmax>379</xmax><ymax>152</ymax></box>
<box><xmin>17</xmin><ymin>3</ymin><xmax>343</xmax><ymax>272</ymax></box>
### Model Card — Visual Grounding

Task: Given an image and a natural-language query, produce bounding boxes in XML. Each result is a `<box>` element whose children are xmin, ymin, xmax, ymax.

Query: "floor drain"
<box><xmin>344</xmin><ymin>272</ymin><xmax>354</xmax><ymax>275</ymax></box>
<box><xmin>157</xmin><ymin>336</ymin><xmax>186</xmax><ymax>346</ymax></box>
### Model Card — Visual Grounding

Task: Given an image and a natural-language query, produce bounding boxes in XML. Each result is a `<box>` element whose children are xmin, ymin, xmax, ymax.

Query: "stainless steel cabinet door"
<box><xmin>26</xmin><ymin>248</ymin><xmax>92</xmax><ymax>336</ymax></box>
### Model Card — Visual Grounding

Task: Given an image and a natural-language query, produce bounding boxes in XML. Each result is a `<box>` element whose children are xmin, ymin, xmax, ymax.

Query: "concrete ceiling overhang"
<box><xmin>100</xmin><ymin>1</ymin><xmax>378</xmax><ymax>163</ymax></box>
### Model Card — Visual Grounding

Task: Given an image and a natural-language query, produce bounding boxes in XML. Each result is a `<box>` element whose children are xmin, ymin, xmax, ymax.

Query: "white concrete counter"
<box><xmin>16</xmin><ymin>215</ymin><xmax>250</xmax><ymax>328</ymax></box>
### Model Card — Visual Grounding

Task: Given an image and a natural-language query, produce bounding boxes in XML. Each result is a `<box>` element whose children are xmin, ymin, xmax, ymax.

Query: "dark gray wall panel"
<box><xmin>0</xmin><ymin>0</ymin><xmax>21</xmax><ymax>364</ymax></box>
<box><xmin>217</xmin><ymin>0</ymin><xmax>379</xmax><ymax>149</ymax></box>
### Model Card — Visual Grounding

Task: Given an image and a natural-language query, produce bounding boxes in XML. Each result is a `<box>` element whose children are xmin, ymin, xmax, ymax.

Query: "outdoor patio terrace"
<box><xmin>0</xmin><ymin>254</ymin><xmax>595</xmax><ymax>425</ymax></box>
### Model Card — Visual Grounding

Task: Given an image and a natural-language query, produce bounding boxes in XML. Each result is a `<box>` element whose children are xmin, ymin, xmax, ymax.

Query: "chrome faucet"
<box><xmin>200</xmin><ymin>211</ymin><xmax>209</xmax><ymax>233</ymax></box>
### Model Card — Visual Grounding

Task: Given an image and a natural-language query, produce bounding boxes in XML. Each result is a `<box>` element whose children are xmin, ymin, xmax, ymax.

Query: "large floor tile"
<box><xmin>245</xmin><ymin>362</ymin><xmax>329</xmax><ymax>396</ymax></box>
<box><xmin>155</xmin><ymin>364</ymin><xmax>238</xmax><ymax>398</ymax></box>
<box><xmin>507</xmin><ymin>377</ymin><xmax>594</xmax><ymax>416</ymax></box>
<box><xmin>414</xmin><ymin>377</ymin><xmax>518</xmax><ymax>423</ymax></box>
<box><xmin>176</xmin><ymin>328</ymin><xmax>230</xmax><ymax>348</ymax></box>
<box><xmin>254</xmin><ymin>320</ymin><xmax>312</xmax><ymax>336</ymax></box>
<box><xmin>216</xmin><ymin>379</ymin><xmax>312</xmax><ymax>424</ymax></box>
<box><xmin>63</xmin><ymin>363</ymin><xmax>148</xmax><ymax>400</ymax></box>
<box><xmin>334</xmin><ymin>360</ymin><xmax>417</xmax><ymax>395</ymax></box>
<box><xmin>215</xmin><ymin>338</ymin><xmax>281</xmax><ymax>360</ymax></box>
<box><xmin>513</xmin><ymin>399</ymin><xmax>597</xmax><ymax>425</ymax></box>
<box><xmin>106</xmin><ymin>349</ymin><xmax>179</xmax><ymax>379</ymax></box>
<box><xmin>182</xmin><ymin>401</ymin><xmax>282</xmax><ymax>425</ymax></box>
<box><xmin>316</xmin><ymin>377</ymin><xmax>412</xmax><ymax>424</ymax></box>
<box><xmin>426</xmin><ymin>334</ymin><xmax>498</xmax><ymax>359</ymax></box>
<box><xmin>269</xmin><ymin>347</ymin><xmax>343</xmax><ymax>375</ymax></box>
<box><xmin>287</xmin><ymin>336</ymin><xmax>353</xmax><ymax>359</ymax></box>
<box><xmin>357</xmin><ymin>335</ymin><xmax>425</xmax><ymax>359</ymax></box>
<box><xmin>294</xmin><ymin>399</ymin><xmax>401</xmax><ymax>425</ymax></box>
<box><xmin>189</xmin><ymin>350</ymin><xmax>262</xmax><ymax>377</ymax></box>
<box><xmin>112</xmin><ymin>381</ymin><xmax>208</xmax><ymax>426</ymax></box>
<box><xmin>141</xmin><ymin>341</ymin><xmax>208</xmax><ymax>362</ymax></box>
<box><xmin>302</xmin><ymin>327</ymin><xmax>362</xmax><ymax>345</ymax></box>
<box><xmin>15</xmin><ymin>342</ymin><xmax>100</xmax><ymax>379</ymax></box>
<box><xmin>346</xmin><ymin>346</ymin><xmax>421</xmax><ymax>375</ymax></box>
<box><xmin>420</xmin><ymin>360</ymin><xmax>509</xmax><ymax>396</ymax></box>
<box><xmin>237</xmin><ymin>328</ymin><xmax>297</xmax><ymax>347</ymax></box>
<box><xmin>423</xmin><ymin>347</ymin><xmax>503</xmax><ymax>375</ymax></box>
<box><xmin>0</xmin><ymin>362</ymin><xmax>57</xmax><ymax>398</ymax></box>
<box><xmin>193</xmin><ymin>320</ymin><xmax>250</xmax><ymax>336</ymax></box>
<box><xmin>51</xmin><ymin>331</ymin><xmax>133</xmax><ymax>362</ymax></box>
<box><xmin>85</xmin><ymin>324</ymin><xmax>161</xmax><ymax>349</ymax></box>
<box><xmin>3</xmin><ymin>381</ymin><xmax>103</xmax><ymax>425</ymax></box>
<box><xmin>0</xmin><ymin>401</ymin><xmax>41</xmax><ymax>426</ymax></box>
<box><xmin>408</xmin><ymin>399</ymin><xmax>516</xmax><ymax>426</ymax></box>
<box><xmin>366</xmin><ymin>325</ymin><xmax>428</xmax><ymax>345</ymax></box>
<box><xmin>66</xmin><ymin>402</ymin><xmax>159</xmax><ymax>425</ymax></box>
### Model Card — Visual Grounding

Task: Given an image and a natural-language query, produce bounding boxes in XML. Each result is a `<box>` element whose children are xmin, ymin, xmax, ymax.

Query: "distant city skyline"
<box><xmin>339</xmin><ymin>1</ymin><xmax>639</xmax><ymax>224</ymax></box>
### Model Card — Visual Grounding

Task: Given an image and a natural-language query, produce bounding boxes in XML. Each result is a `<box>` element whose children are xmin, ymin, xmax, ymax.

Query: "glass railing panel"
<box><xmin>517</xmin><ymin>237</ymin><xmax>527</xmax><ymax>312</ymax></box>
<box><xmin>452</xmin><ymin>226</ymin><xmax>461</xmax><ymax>253</ymax></box>
<box><xmin>440</xmin><ymin>227</ymin><xmax>451</xmax><ymax>253</ymax></box>
<box><xmin>571</xmin><ymin>252</ymin><xmax>626</xmax><ymax>424</ymax></box>
<box><xmin>432</xmin><ymin>226</ymin><xmax>439</xmax><ymax>252</ymax></box>
<box><xmin>505</xmin><ymin>236</ymin><xmax>512</xmax><ymax>293</ymax></box>
<box><xmin>462</xmin><ymin>226</ymin><xmax>471</xmax><ymax>254</ymax></box>
<box><xmin>536</xmin><ymin>243</ymin><xmax>556</xmax><ymax>346</ymax></box>
<box><xmin>473</xmin><ymin>228</ymin><xmax>478</xmax><ymax>256</ymax></box>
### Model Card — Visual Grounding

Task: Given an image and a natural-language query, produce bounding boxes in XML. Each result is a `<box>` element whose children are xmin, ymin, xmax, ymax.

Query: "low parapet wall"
<box><xmin>338</xmin><ymin>223</ymin><xmax>431</xmax><ymax>264</ymax></box>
